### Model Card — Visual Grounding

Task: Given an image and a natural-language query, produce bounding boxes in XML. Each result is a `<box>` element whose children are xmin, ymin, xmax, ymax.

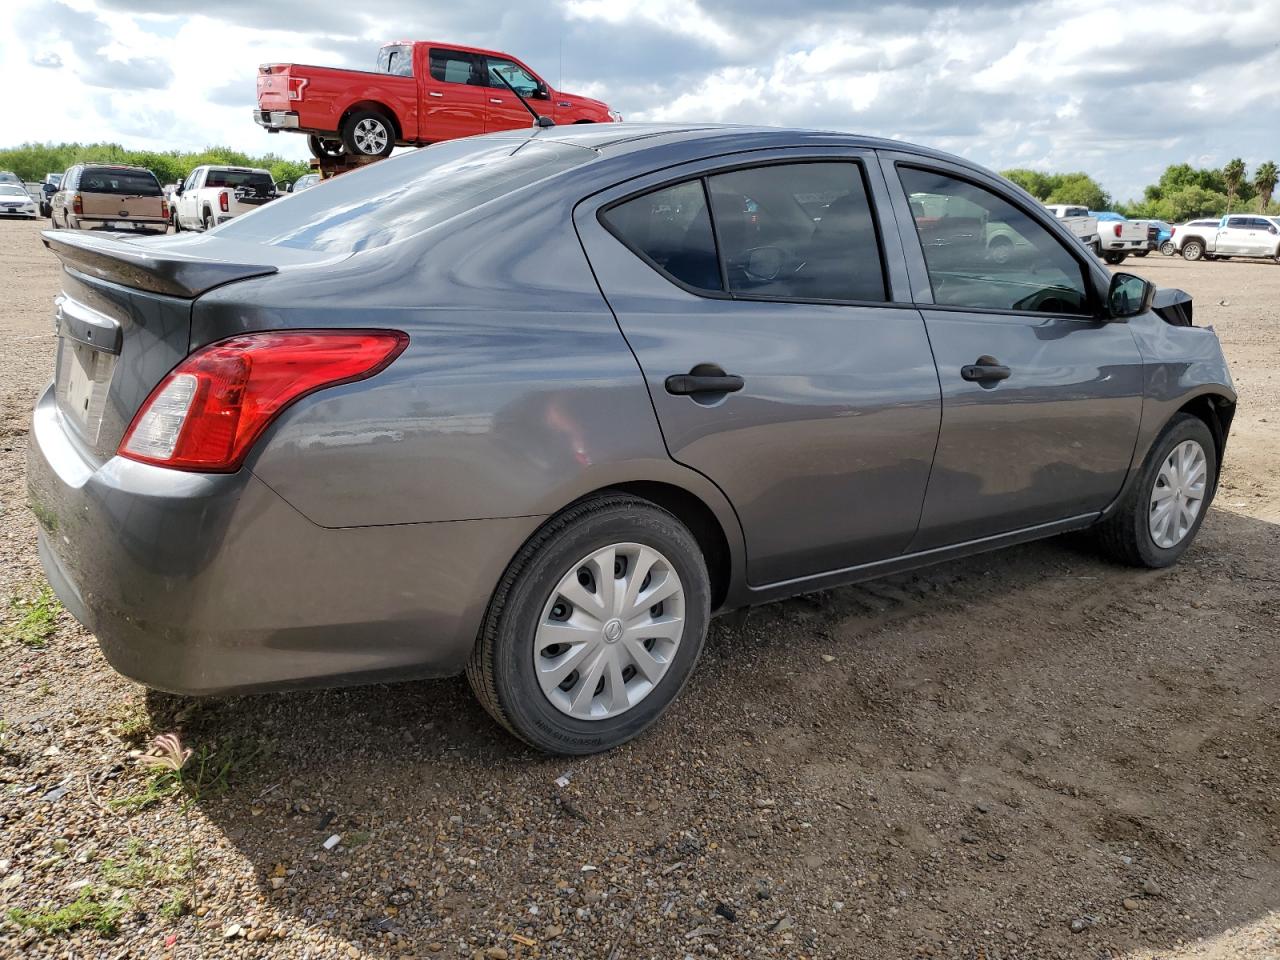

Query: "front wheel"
<box><xmin>1160</xmin><ymin>241</ymin><xmax>1176</xmax><ymax>256</ymax></box>
<box><xmin>988</xmin><ymin>236</ymin><xmax>1013</xmax><ymax>264</ymax></box>
<box><xmin>1103</xmin><ymin>251</ymin><xmax>1127</xmax><ymax>265</ymax></box>
<box><xmin>1182</xmin><ymin>240</ymin><xmax>1204</xmax><ymax>261</ymax></box>
<box><xmin>467</xmin><ymin>494</ymin><xmax>711</xmax><ymax>754</ymax></box>
<box><xmin>341</xmin><ymin>110</ymin><xmax>395</xmax><ymax>158</ymax></box>
<box><xmin>1091</xmin><ymin>413</ymin><xmax>1216</xmax><ymax>568</ymax></box>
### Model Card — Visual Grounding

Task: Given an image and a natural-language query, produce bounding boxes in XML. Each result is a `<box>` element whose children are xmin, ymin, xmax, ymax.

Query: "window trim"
<box><xmin>893</xmin><ymin>160</ymin><xmax>1102</xmax><ymax>321</ymax></box>
<box><xmin>597</xmin><ymin>157</ymin><xmax>894</xmax><ymax>309</ymax></box>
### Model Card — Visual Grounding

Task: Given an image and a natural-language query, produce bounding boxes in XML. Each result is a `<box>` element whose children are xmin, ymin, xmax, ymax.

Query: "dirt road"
<box><xmin>1</xmin><ymin>219</ymin><xmax>1277</xmax><ymax>959</ymax></box>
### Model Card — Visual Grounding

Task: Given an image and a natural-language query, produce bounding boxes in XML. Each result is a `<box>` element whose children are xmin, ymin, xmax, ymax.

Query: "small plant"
<box><xmin>101</xmin><ymin>839</ymin><xmax>190</xmax><ymax>889</ymax></box>
<box><xmin>4</xmin><ymin>587</ymin><xmax>61</xmax><ymax>648</ymax></box>
<box><xmin>108</xmin><ymin>702</ymin><xmax>152</xmax><ymax>742</ymax></box>
<box><xmin>8</xmin><ymin>887</ymin><xmax>129</xmax><ymax>936</ymax></box>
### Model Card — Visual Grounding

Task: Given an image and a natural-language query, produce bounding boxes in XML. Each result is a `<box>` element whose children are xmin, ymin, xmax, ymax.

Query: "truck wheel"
<box><xmin>467</xmin><ymin>493</ymin><xmax>710</xmax><ymax>754</ymax></box>
<box><xmin>1103</xmin><ymin>251</ymin><xmax>1126</xmax><ymax>265</ymax></box>
<box><xmin>1182</xmin><ymin>240</ymin><xmax>1204</xmax><ymax>261</ymax></box>
<box><xmin>987</xmin><ymin>236</ymin><xmax>1013</xmax><ymax>264</ymax></box>
<box><xmin>1160</xmin><ymin>241</ymin><xmax>1175</xmax><ymax>256</ymax></box>
<box><xmin>202</xmin><ymin>209</ymin><xmax>212</xmax><ymax>231</ymax></box>
<box><xmin>308</xmin><ymin>135</ymin><xmax>345</xmax><ymax>160</ymax></box>
<box><xmin>1132</xmin><ymin>250</ymin><xmax>1149</xmax><ymax>258</ymax></box>
<box><xmin>341</xmin><ymin>110</ymin><xmax>395</xmax><ymax>158</ymax></box>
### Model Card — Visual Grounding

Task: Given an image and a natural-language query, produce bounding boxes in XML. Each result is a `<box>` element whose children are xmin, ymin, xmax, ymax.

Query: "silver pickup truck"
<box><xmin>1043</xmin><ymin>204</ymin><xmax>1101</xmax><ymax>257</ymax></box>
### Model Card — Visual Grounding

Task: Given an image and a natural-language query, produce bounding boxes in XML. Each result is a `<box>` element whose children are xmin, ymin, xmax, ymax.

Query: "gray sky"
<box><xmin>4</xmin><ymin>0</ymin><xmax>1279</xmax><ymax>201</ymax></box>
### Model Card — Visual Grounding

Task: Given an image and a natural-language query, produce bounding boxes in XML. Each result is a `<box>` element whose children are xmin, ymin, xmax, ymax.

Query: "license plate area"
<box><xmin>55</xmin><ymin>337</ymin><xmax>117</xmax><ymax>444</ymax></box>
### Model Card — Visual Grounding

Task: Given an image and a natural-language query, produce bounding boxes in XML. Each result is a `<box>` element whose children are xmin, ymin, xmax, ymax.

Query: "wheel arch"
<box><xmin>1176</xmin><ymin>391</ymin><xmax>1236</xmax><ymax>471</ymax></box>
<box><xmin>340</xmin><ymin>100</ymin><xmax>402</xmax><ymax>141</ymax></box>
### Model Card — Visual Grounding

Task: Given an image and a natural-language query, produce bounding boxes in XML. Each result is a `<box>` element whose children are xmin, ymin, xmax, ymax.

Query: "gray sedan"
<box><xmin>28</xmin><ymin>124</ymin><xmax>1235</xmax><ymax>753</ymax></box>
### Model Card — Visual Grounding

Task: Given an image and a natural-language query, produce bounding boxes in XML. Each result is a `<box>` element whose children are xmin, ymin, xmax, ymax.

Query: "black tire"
<box><xmin>202</xmin><ymin>210</ymin><xmax>212</xmax><ymax>231</ymax></box>
<box><xmin>988</xmin><ymin>236</ymin><xmax>1013</xmax><ymax>264</ymax></box>
<box><xmin>172</xmin><ymin>209</ymin><xmax>182</xmax><ymax>232</ymax></box>
<box><xmin>1160</xmin><ymin>241</ymin><xmax>1176</xmax><ymax>256</ymax></box>
<box><xmin>1091</xmin><ymin>413</ymin><xmax>1217</xmax><ymax>568</ymax></box>
<box><xmin>1103</xmin><ymin>251</ymin><xmax>1127</xmax><ymax>265</ymax></box>
<box><xmin>308</xmin><ymin>135</ymin><xmax>345</xmax><ymax>160</ymax></box>
<box><xmin>1182</xmin><ymin>240</ymin><xmax>1204</xmax><ymax>261</ymax></box>
<box><xmin>467</xmin><ymin>494</ymin><xmax>711</xmax><ymax>755</ymax></box>
<box><xmin>340</xmin><ymin>110</ymin><xmax>395</xmax><ymax>158</ymax></box>
<box><xmin>1132</xmin><ymin>249</ymin><xmax>1149</xmax><ymax>258</ymax></box>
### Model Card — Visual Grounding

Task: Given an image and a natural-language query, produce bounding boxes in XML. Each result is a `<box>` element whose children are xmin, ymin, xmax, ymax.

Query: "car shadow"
<box><xmin>148</xmin><ymin>506</ymin><xmax>1280</xmax><ymax>958</ymax></box>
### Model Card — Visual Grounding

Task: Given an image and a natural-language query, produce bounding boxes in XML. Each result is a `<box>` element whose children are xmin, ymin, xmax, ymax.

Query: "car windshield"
<box><xmin>217</xmin><ymin>137</ymin><xmax>596</xmax><ymax>253</ymax></box>
<box><xmin>80</xmin><ymin>168</ymin><xmax>162</xmax><ymax>196</ymax></box>
<box><xmin>0</xmin><ymin>185</ymin><xmax>28</xmax><ymax>197</ymax></box>
<box><xmin>0</xmin><ymin>172</ymin><xmax>20</xmax><ymax>185</ymax></box>
<box><xmin>206</xmin><ymin>169</ymin><xmax>276</xmax><ymax>194</ymax></box>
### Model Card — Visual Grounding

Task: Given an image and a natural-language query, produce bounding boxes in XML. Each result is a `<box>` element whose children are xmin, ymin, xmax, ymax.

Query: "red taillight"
<box><xmin>161</xmin><ymin>199</ymin><xmax>169</xmax><ymax>220</ymax></box>
<box><xmin>118</xmin><ymin>331</ymin><xmax>408</xmax><ymax>472</ymax></box>
<box><xmin>1171</xmin><ymin>227</ymin><xmax>1177</xmax><ymax>237</ymax></box>
<box><xmin>288</xmin><ymin>77</ymin><xmax>308</xmax><ymax>101</ymax></box>
<box><xmin>72</xmin><ymin>193</ymin><xmax>83</xmax><ymax>215</ymax></box>
<box><xmin>219</xmin><ymin>191</ymin><xmax>229</xmax><ymax>213</ymax></box>
<box><xmin>1113</xmin><ymin>223</ymin><xmax>1122</xmax><ymax>238</ymax></box>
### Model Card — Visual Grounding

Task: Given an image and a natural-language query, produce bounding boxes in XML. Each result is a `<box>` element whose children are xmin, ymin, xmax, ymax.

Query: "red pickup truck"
<box><xmin>255</xmin><ymin>41</ymin><xmax>619</xmax><ymax>159</ymax></box>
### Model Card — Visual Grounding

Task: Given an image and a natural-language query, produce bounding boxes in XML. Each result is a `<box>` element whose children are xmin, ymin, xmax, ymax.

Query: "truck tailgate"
<box><xmin>257</xmin><ymin>65</ymin><xmax>293</xmax><ymax>111</ymax></box>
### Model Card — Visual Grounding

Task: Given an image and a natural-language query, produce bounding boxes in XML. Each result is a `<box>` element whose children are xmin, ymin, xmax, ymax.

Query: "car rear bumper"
<box><xmin>254</xmin><ymin>109</ymin><xmax>300</xmax><ymax>130</ymax></box>
<box><xmin>1100</xmin><ymin>239</ymin><xmax>1147</xmax><ymax>251</ymax></box>
<box><xmin>27</xmin><ymin>383</ymin><xmax>538</xmax><ymax>695</ymax></box>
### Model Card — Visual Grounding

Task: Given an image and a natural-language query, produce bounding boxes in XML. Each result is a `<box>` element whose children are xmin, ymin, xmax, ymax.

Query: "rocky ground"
<box><xmin>0</xmin><ymin>219</ymin><xmax>1277</xmax><ymax>959</ymax></box>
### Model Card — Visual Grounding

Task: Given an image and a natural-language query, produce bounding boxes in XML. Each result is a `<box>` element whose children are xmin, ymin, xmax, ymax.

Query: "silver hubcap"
<box><xmin>535</xmin><ymin>543</ymin><xmax>685</xmax><ymax>721</ymax></box>
<box><xmin>353</xmin><ymin>118</ymin><xmax>388</xmax><ymax>154</ymax></box>
<box><xmin>1149</xmin><ymin>439</ymin><xmax>1208</xmax><ymax>548</ymax></box>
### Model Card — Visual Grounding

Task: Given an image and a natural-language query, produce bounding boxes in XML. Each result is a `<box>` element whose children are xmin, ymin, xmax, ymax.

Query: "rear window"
<box><xmin>80</xmin><ymin>168</ymin><xmax>161</xmax><ymax>196</ymax></box>
<box><xmin>205</xmin><ymin>169</ymin><xmax>276</xmax><ymax>195</ymax></box>
<box><xmin>215</xmin><ymin>137</ymin><xmax>594</xmax><ymax>253</ymax></box>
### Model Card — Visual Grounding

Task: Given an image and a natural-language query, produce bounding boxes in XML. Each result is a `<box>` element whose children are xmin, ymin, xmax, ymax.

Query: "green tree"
<box><xmin>1223</xmin><ymin>158</ymin><xmax>1247</xmax><ymax>213</ymax></box>
<box><xmin>1254</xmin><ymin>161</ymin><xmax>1278</xmax><ymax>213</ymax></box>
<box><xmin>0</xmin><ymin>141</ymin><xmax>309</xmax><ymax>187</ymax></box>
<box><xmin>1001</xmin><ymin>168</ymin><xmax>1054</xmax><ymax>200</ymax></box>
<box><xmin>1045</xmin><ymin>173</ymin><xmax>1110</xmax><ymax>211</ymax></box>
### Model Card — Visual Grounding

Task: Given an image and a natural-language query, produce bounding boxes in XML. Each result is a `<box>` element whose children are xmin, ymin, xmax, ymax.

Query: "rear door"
<box><xmin>421</xmin><ymin>47</ymin><xmax>487</xmax><ymax>142</ymax></box>
<box><xmin>883</xmin><ymin>156</ymin><xmax>1143</xmax><ymax>550</ymax></box>
<box><xmin>576</xmin><ymin>149</ymin><xmax>941</xmax><ymax>586</ymax></box>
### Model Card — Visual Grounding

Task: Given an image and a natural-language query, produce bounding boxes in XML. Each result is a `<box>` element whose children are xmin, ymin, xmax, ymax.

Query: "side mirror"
<box><xmin>1107</xmin><ymin>272</ymin><xmax>1154</xmax><ymax>320</ymax></box>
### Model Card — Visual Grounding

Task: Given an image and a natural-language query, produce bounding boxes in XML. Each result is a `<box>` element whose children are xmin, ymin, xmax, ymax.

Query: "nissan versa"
<box><xmin>28</xmin><ymin>124</ymin><xmax>1235</xmax><ymax>754</ymax></box>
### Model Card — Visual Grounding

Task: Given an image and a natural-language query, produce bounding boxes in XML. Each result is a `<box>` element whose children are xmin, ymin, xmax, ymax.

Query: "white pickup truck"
<box><xmin>1043</xmin><ymin>204</ymin><xmax>1101</xmax><ymax>257</ymax></box>
<box><xmin>171</xmin><ymin>165</ymin><xmax>278</xmax><ymax>232</ymax></box>
<box><xmin>1173</xmin><ymin>215</ymin><xmax>1280</xmax><ymax>263</ymax></box>
<box><xmin>1089</xmin><ymin>211</ymin><xmax>1150</xmax><ymax>265</ymax></box>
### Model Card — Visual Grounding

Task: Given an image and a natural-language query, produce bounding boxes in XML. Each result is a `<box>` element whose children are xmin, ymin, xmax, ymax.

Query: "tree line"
<box><xmin>1003</xmin><ymin>159</ymin><xmax>1280</xmax><ymax>223</ymax></box>
<box><xmin>0</xmin><ymin>142</ymin><xmax>311</xmax><ymax>188</ymax></box>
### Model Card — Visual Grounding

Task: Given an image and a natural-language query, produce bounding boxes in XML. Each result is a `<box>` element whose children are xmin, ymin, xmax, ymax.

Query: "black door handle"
<box><xmin>665</xmin><ymin>365</ymin><xmax>745</xmax><ymax>396</ymax></box>
<box><xmin>960</xmin><ymin>356</ymin><xmax>1011</xmax><ymax>383</ymax></box>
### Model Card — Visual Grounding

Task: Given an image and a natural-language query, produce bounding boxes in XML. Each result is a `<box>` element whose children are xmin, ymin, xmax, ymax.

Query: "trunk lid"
<box><xmin>42</xmin><ymin>231</ymin><xmax>281</xmax><ymax>463</ymax></box>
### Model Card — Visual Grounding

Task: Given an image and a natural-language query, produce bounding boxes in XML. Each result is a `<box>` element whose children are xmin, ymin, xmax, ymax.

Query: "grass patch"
<box><xmin>107</xmin><ymin>702</ymin><xmax>152</xmax><ymax>743</ymax></box>
<box><xmin>109</xmin><ymin>735</ymin><xmax>269</xmax><ymax>814</ymax></box>
<box><xmin>106</xmin><ymin>775</ymin><xmax>181</xmax><ymax>814</ymax></box>
<box><xmin>101</xmin><ymin>839</ymin><xmax>190</xmax><ymax>889</ymax></box>
<box><xmin>8</xmin><ymin>887</ymin><xmax>129</xmax><ymax>937</ymax></box>
<box><xmin>5</xmin><ymin>587</ymin><xmax>61</xmax><ymax>648</ymax></box>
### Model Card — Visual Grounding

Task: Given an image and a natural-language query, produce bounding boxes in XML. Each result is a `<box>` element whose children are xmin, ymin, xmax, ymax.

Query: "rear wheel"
<box><xmin>1103</xmin><ymin>251</ymin><xmax>1127</xmax><ymax>265</ymax></box>
<box><xmin>1091</xmin><ymin>413</ymin><xmax>1216</xmax><ymax>568</ymax></box>
<box><xmin>1132</xmin><ymin>249</ymin><xmax>1149</xmax><ymax>258</ymax></box>
<box><xmin>341</xmin><ymin>110</ymin><xmax>395</xmax><ymax>158</ymax></box>
<box><xmin>988</xmin><ymin>236</ymin><xmax>1013</xmax><ymax>264</ymax></box>
<box><xmin>467</xmin><ymin>494</ymin><xmax>711</xmax><ymax>754</ymax></box>
<box><xmin>201</xmin><ymin>210</ymin><xmax>212</xmax><ymax>231</ymax></box>
<box><xmin>1182</xmin><ymin>240</ymin><xmax>1204</xmax><ymax>261</ymax></box>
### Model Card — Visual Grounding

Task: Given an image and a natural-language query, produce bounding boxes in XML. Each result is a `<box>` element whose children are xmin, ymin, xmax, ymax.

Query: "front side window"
<box><xmin>602</xmin><ymin>161</ymin><xmax>887</xmax><ymax>302</ymax></box>
<box><xmin>429</xmin><ymin>48</ymin><xmax>480</xmax><ymax>85</ymax></box>
<box><xmin>486</xmin><ymin>58</ymin><xmax>540</xmax><ymax>97</ymax></box>
<box><xmin>601</xmin><ymin>181</ymin><xmax>721</xmax><ymax>292</ymax></box>
<box><xmin>900</xmin><ymin>166</ymin><xmax>1090</xmax><ymax>315</ymax></box>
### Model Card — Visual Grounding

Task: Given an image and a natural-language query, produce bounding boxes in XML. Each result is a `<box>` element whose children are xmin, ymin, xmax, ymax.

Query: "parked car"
<box><xmin>1173</xmin><ymin>214</ymin><xmax>1280</xmax><ymax>263</ymax></box>
<box><xmin>1127</xmin><ymin>219</ymin><xmax>1162</xmax><ymax>257</ymax></box>
<box><xmin>29</xmin><ymin>125</ymin><xmax>1235</xmax><ymax>754</ymax></box>
<box><xmin>1090</xmin><ymin>211</ymin><xmax>1150</xmax><ymax>264</ymax></box>
<box><xmin>0</xmin><ymin>170</ymin><xmax>22</xmax><ymax>186</ymax></box>
<box><xmin>1146</xmin><ymin>220</ymin><xmax>1174</xmax><ymax>255</ymax></box>
<box><xmin>255</xmin><ymin>40</ymin><xmax>619</xmax><ymax>158</ymax></box>
<box><xmin>1043</xmin><ymin>204</ymin><xmax>1101</xmax><ymax>256</ymax></box>
<box><xmin>50</xmin><ymin>164</ymin><xmax>168</xmax><ymax>234</ymax></box>
<box><xmin>171</xmin><ymin>165</ymin><xmax>278</xmax><ymax>232</ymax></box>
<box><xmin>0</xmin><ymin>183</ymin><xmax>39</xmax><ymax>218</ymax></box>
<box><xmin>291</xmin><ymin>173</ymin><xmax>321</xmax><ymax>192</ymax></box>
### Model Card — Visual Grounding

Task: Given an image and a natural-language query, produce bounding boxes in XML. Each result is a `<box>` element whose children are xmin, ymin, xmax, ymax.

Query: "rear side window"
<box><xmin>600</xmin><ymin>181</ymin><xmax>721</xmax><ymax>292</ymax></box>
<box><xmin>1227</xmin><ymin>217</ymin><xmax>1249</xmax><ymax>228</ymax></box>
<box><xmin>900</xmin><ymin>166</ymin><xmax>1089</xmax><ymax>315</ymax></box>
<box><xmin>602</xmin><ymin>161</ymin><xmax>887</xmax><ymax>303</ymax></box>
<box><xmin>378</xmin><ymin>45</ymin><xmax>414</xmax><ymax>77</ymax></box>
<box><xmin>429</xmin><ymin>48</ymin><xmax>480</xmax><ymax>85</ymax></box>
<box><xmin>80</xmin><ymin>168</ymin><xmax>161</xmax><ymax>196</ymax></box>
<box><xmin>215</xmin><ymin>138</ymin><xmax>595</xmax><ymax>253</ymax></box>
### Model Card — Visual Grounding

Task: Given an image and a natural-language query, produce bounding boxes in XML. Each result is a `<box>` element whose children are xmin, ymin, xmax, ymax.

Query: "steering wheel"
<box><xmin>741</xmin><ymin>245</ymin><xmax>791</xmax><ymax>283</ymax></box>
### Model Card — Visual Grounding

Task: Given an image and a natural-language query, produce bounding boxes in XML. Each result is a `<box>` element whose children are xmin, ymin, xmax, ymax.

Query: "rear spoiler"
<box><xmin>42</xmin><ymin>230</ymin><xmax>277</xmax><ymax>299</ymax></box>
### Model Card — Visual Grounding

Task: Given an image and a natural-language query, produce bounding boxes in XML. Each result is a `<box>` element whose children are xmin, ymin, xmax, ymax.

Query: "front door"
<box><xmin>482</xmin><ymin>56</ymin><xmax>544</xmax><ymax>132</ymax></box>
<box><xmin>421</xmin><ymin>48</ymin><xmax>488</xmax><ymax>142</ymax></box>
<box><xmin>576</xmin><ymin>151</ymin><xmax>941</xmax><ymax>585</ymax></box>
<box><xmin>885</xmin><ymin>158</ymin><xmax>1144</xmax><ymax>550</ymax></box>
<box><xmin>178</xmin><ymin>168</ymin><xmax>200</xmax><ymax>227</ymax></box>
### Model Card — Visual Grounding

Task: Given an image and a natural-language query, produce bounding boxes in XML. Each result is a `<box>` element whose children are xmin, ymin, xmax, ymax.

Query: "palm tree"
<box><xmin>1223</xmin><ymin>158</ymin><xmax>1247</xmax><ymax>212</ymax></box>
<box><xmin>1255</xmin><ymin>161</ymin><xmax>1278</xmax><ymax>213</ymax></box>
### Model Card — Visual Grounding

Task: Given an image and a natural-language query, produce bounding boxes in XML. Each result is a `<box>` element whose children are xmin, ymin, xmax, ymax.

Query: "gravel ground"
<box><xmin>1</xmin><ymin>219</ymin><xmax>1278</xmax><ymax>960</ymax></box>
